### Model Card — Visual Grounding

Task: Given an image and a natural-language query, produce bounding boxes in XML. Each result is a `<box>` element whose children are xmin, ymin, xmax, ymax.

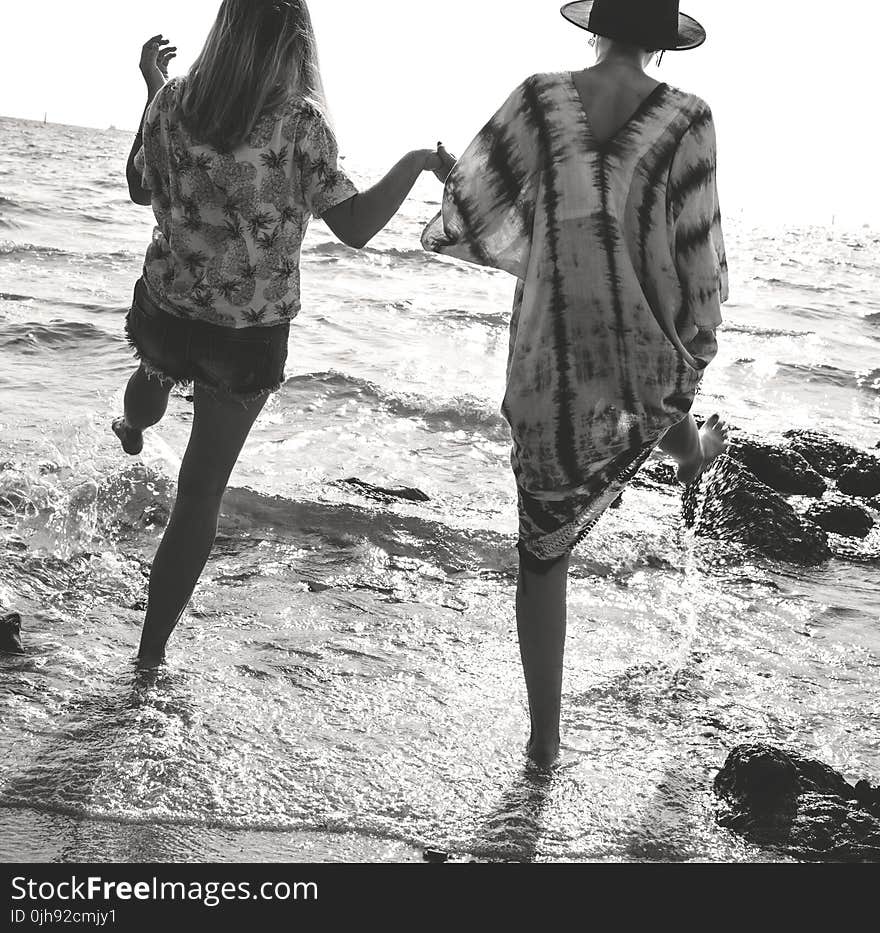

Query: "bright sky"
<box><xmin>2</xmin><ymin>1</ymin><xmax>877</xmax><ymax>224</ymax></box>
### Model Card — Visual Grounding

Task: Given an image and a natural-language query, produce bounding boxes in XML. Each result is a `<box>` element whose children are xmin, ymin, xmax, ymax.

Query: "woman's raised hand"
<box><xmin>433</xmin><ymin>143</ymin><xmax>457</xmax><ymax>183</ymax></box>
<box><xmin>140</xmin><ymin>35</ymin><xmax>177</xmax><ymax>94</ymax></box>
<box><xmin>420</xmin><ymin>143</ymin><xmax>457</xmax><ymax>183</ymax></box>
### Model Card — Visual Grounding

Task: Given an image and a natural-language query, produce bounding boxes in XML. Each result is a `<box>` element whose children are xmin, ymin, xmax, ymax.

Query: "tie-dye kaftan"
<box><xmin>423</xmin><ymin>73</ymin><xmax>729</xmax><ymax>561</ymax></box>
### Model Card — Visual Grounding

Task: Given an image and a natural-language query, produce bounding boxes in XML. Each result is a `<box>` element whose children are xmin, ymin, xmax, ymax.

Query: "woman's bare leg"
<box><xmin>113</xmin><ymin>365</ymin><xmax>173</xmax><ymax>455</ymax></box>
<box><xmin>137</xmin><ymin>384</ymin><xmax>267</xmax><ymax>667</ymax></box>
<box><xmin>516</xmin><ymin>553</ymin><xmax>571</xmax><ymax>768</ymax></box>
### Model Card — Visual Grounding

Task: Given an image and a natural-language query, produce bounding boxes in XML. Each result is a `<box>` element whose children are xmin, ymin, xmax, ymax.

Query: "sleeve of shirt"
<box><xmin>136</xmin><ymin>88</ymin><xmax>169</xmax><ymax>196</ymax></box>
<box><xmin>669</xmin><ymin>105</ymin><xmax>728</xmax><ymax>369</ymax></box>
<box><xmin>421</xmin><ymin>78</ymin><xmax>540</xmax><ymax>280</ymax></box>
<box><xmin>296</xmin><ymin>107</ymin><xmax>359</xmax><ymax>219</ymax></box>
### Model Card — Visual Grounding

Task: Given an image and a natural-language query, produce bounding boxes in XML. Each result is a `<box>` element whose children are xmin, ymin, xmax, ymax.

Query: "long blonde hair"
<box><xmin>181</xmin><ymin>0</ymin><xmax>326</xmax><ymax>151</ymax></box>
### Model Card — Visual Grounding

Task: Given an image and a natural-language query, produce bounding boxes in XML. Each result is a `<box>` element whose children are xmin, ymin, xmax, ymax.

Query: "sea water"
<box><xmin>1</xmin><ymin>116</ymin><xmax>879</xmax><ymax>862</ymax></box>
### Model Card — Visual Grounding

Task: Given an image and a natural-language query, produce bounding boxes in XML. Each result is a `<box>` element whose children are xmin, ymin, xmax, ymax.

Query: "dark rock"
<box><xmin>727</xmin><ymin>440</ymin><xmax>827</xmax><ymax>498</ymax></box>
<box><xmin>715</xmin><ymin>745</ymin><xmax>802</xmax><ymax>807</ymax></box>
<box><xmin>714</xmin><ymin>744</ymin><xmax>880</xmax><ymax>861</ymax></box>
<box><xmin>683</xmin><ymin>456</ymin><xmax>832</xmax><ymax>565</ymax></box>
<box><xmin>0</xmin><ymin>612</ymin><xmax>24</xmax><ymax>655</ymax></box>
<box><xmin>804</xmin><ymin>499</ymin><xmax>875</xmax><ymax>539</ymax></box>
<box><xmin>784</xmin><ymin>430</ymin><xmax>867</xmax><ymax>479</ymax></box>
<box><xmin>855</xmin><ymin>781</ymin><xmax>880</xmax><ymax>809</ymax></box>
<box><xmin>338</xmin><ymin>478</ymin><xmax>431</xmax><ymax>504</ymax></box>
<box><xmin>423</xmin><ymin>850</ymin><xmax>450</xmax><ymax>863</ymax></box>
<box><xmin>838</xmin><ymin>461</ymin><xmax>880</xmax><ymax>499</ymax></box>
<box><xmin>784</xmin><ymin>431</ymin><xmax>880</xmax><ymax>496</ymax></box>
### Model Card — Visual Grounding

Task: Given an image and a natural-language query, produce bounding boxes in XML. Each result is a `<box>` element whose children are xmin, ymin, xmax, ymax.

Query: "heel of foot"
<box><xmin>112</xmin><ymin>419</ymin><xmax>144</xmax><ymax>457</ymax></box>
<box><xmin>676</xmin><ymin>455</ymin><xmax>704</xmax><ymax>486</ymax></box>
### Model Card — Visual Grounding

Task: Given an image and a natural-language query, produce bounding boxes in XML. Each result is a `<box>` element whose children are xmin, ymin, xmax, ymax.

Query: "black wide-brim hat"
<box><xmin>561</xmin><ymin>0</ymin><xmax>706</xmax><ymax>51</ymax></box>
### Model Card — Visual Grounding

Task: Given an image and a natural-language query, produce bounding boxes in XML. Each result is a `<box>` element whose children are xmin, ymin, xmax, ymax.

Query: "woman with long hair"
<box><xmin>119</xmin><ymin>0</ymin><xmax>446</xmax><ymax>668</ymax></box>
<box><xmin>424</xmin><ymin>0</ymin><xmax>729</xmax><ymax>767</ymax></box>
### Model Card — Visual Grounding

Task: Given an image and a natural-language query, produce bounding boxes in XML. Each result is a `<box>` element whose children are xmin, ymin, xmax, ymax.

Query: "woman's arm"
<box><xmin>126</xmin><ymin>101</ymin><xmax>154</xmax><ymax>206</ymax></box>
<box><xmin>321</xmin><ymin>148</ymin><xmax>445</xmax><ymax>250</ymax></box>
<box><xmin>126</xmin><ymin>35</ymin><xmax>177</xmax><ymax>206</ymax></box>
<box><xmin>421</xmin><ymin>80</ymin><xmax>538</xmax><ymax>279</ymax></box>
<box><xmin>669</xmin><ymin>106</ymin><xmax>727</xmax><ymax>369</ymax></box>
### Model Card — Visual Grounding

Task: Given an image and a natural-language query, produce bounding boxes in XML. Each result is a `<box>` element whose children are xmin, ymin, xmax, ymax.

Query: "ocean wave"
<box><xmin>776</xmin><ymin>362</ymin><xmax>858</xmax><ymax>389</ymax></box>
<box><xmin>722</xmin><ymin>323</ymin><xmax>814</xmax><ymax>339</ymax></box>
<box><xmin>0</xmin><ymin>292</ymin><xmax>124</xmax><ymax>314</ymax></box>
<box><xmin>755</xmin><ymin>277</ymin><xmax>834</xmax><ymax>294</ymax></box>
<box><xmin>0</xmin><ymin>241</ymin><xmax>65</xmax><ymax>258</ymax></box>
<box><xmin>306</xmin><ymin>239</ymin><xmax>462</xmax><ymax>269</ymax></box>
<box><xmin>220</xmin><ymin>487</ymin><xmax>514</xmax><ymax>572</ymax></box>
<box><xmin>307</xmin><ymin>241</ymin><xmax>434</xmax><ymax>261</ymax></box>
<box><xmin>0</xmin><ymin>320</ymin><xmax>117</xmax><ymax>351</ymax></box>
<box><xmin>0</xmin><ymin>196</ymin><xmax>20</xmax><ymax>207</ymax></box>
<box><xmin>0</xmin><ymin>240</ymin><xmax>140</xmax><ymax>262</ymax></box>
<box><xmin>0</xmin><ymin>457</ymin><xmax>511</xmax><ymax>574</ymax></box>
<box><xmin>443</xmin><ymin>307</ymin><xmax>511</xmax><ymax>328</ymax></box>
<box><xmin>281</xmin><ymin>371</ymin><xmax>508</xmax><ymax>437</ymax></box>
<box><xmin>0</xmin><ymin>797</ymin><xmax>441</xmax><ymax>853</ymax></box>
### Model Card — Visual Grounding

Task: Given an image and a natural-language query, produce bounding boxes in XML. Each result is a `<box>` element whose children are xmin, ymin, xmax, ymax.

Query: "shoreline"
<box><xmin>0</xmin><ymin>808</ymin><xmax>426</xmax><ymax>865</ymax></box>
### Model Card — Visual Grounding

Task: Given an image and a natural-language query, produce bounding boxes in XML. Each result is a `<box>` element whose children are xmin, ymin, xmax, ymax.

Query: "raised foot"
<box><xmin>677</xmin><ymin>414</ymin><xmax>728</xmax><ymax>485</ymax></box>
<box><xmin>112</xmin><ymin>418</ymin><xmax>144</xmax><ymax>457</ymax></box>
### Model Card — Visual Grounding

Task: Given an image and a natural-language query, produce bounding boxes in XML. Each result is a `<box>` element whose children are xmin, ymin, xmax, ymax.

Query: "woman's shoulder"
<box><xmin>510</xmin><ymin>72</ymin><xmax>571</xmax><ymax>96</ymax></box>
<box><xmin>661</xmin><ymin>85</ymin><xmax>714</xmax><ymax>123</ymax></box>
<box><xmin>274</xmin><ymin>96</ymin><xmax>333</xmax><ymax>140</ymax></box>
<box><xmin>277</xmin><ymin>95</ymin><xmax>326</xmax><ymax>124</ymax></box>
<box><xmin>150</xmin><ymin>76</ymin><xmax>187</xmax><ymax>117</ymax></box>
<box><xmin>160</xmin><ymin>76</ymin><xmax>187</xmax><ymax>102</ymax></box>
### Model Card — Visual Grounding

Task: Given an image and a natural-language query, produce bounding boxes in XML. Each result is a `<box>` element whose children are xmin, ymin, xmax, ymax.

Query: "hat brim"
<box><xmin>560</xmin><ymin>1</ymin><xmax>707</xmax><ymax>51</ymax></box>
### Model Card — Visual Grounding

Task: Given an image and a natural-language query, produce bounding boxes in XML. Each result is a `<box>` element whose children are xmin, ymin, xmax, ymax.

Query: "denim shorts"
<box><xmin>125</xmin><ymin>279</ymin><xmax>290</xmax><ymax>402</ymax></box>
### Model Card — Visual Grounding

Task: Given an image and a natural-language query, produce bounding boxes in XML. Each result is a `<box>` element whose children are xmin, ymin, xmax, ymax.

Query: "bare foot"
<box><xmin>112</xmin><ymin>418</ymin><xmax>144</xmax><ymax>456</ymax></box>
<box><xmin>136</xmin><ymin>650</ymin><xmax>165</xmax><ymax>671</ymax></box>
<box><xmin>526</xmin><ymin>738</ymin><xmax>560</xmax><ymax>770</ymax></box>
<box><xmin>677</xmin><ymin>414</ymin><xmax>728</xmax><ymax>484</ymax></box>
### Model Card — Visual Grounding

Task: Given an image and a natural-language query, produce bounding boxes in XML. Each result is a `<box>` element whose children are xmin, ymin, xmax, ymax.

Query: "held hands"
<box><xmin>140</xmin><ymin>35</ymin><xmax>177</xmax><ymax>95</ymax></box>
<box><xmin>418</xmin><ymin>143</ymin><xmax>457</xmax><ymax>183</ymax></box>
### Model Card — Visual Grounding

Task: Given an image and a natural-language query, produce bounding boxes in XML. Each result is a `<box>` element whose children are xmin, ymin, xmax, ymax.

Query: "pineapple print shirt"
<box><xmin>423</xmin><ymin>73</ymin><xmax>728</xmax><ymax>503</ymax></box>
<box><xmin>134</xmin><ymin>77</ymin><xmax>358</xmax><ymax>328</ymax></box>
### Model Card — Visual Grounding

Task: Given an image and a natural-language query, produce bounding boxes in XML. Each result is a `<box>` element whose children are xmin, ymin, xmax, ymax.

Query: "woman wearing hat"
<box><xmin>424</xmin><ymin>0</ymin><xmax>729</xmax><ymax>767</ymax></box>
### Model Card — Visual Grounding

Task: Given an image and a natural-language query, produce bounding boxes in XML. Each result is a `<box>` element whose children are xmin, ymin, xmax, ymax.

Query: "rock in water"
<box><xmin>714</xmin><ymin>744</ymin><xmax>880</xmax><ymax>861</ymax></box>
<box><xmin>423</xmin><ymin>850</ymin><xmax>450</xmax><ymax>863</ymax></box>
<box><xmin>0</xmin><ymin>612</ymin><xmax>24</xmax><ymax>655</ymax></box>
<box><xmin>837</xmin><ymin>462</ymin><xmax>880</xmax><ymax>499</ymax></box>
<box><xmin>726</xmin><ymin>440</ymin><xmax>827</xmax><ymax>498</ymax></box>
<box><xmin>337</xmin><ymin>478</ymin><xmax>431</xmax><ymax>504</ymax></box>
<box><xmin>804</xmin><ymin>499</ymin><xmax>875</xmax><ymax>539</ymax></box>
<box><xmin>784</xmin><ymin>430</ymin><xmax>867</xmax><ymax>479</ymax></box>
<box><xmin>784</xmin><ymin>430</ymin><xmax>880</xmax><ymax>497</ymax></box>
<box><xmin>682</xmin><ymin>455</ymin><xmax>831</xmax><ymax>565</ymax></box>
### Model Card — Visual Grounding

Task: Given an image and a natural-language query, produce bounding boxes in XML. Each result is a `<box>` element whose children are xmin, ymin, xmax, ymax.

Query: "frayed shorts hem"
<box><xmin>128</xmin><ymin>339</ymin><xmax>284</xmax><ymax>406</ymax></box>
